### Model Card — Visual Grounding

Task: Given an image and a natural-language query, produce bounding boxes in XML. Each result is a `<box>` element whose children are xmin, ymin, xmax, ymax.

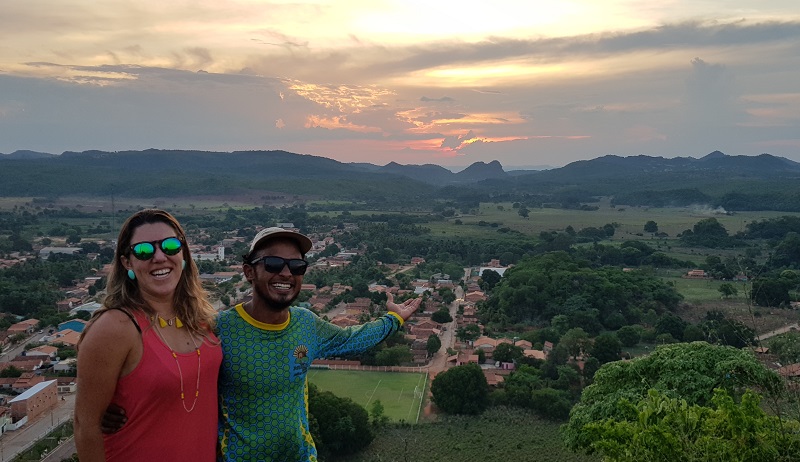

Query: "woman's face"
<box><xmin>121</xmin><ymin>222</ymin><xmax>184</xmax><ymax>307</ymax></box>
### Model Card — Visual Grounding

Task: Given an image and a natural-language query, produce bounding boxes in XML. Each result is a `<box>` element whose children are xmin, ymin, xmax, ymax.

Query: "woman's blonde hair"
<box><xmin>85</xmin><ymin>209</ymin><xmax>216</xmax><ymax>338</ymax></box>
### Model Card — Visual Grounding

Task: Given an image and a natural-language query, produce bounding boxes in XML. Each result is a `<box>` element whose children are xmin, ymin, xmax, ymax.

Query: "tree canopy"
<box><xmin>480</xmin><ymin>252</ymin><xmax>682</xmax><ymax>327</ymax></box>
<box><xmin>430</xmin><ymin>363</ymin><xmax>490</xmax><ymax>415</ymax></box>
<box><xmin>584</xmin><ymin>388</ymin><xmax>800</xmax><ymax>462</ymax></box>
<box><xmin>308</xmin><ymin>383</ymin><xmax>374</xmax><ymax>458</ymax></box>
<box><xmin>563</xmin><ymin>342</ymin><xmax>784</xmax><ymax>453</ymax></box>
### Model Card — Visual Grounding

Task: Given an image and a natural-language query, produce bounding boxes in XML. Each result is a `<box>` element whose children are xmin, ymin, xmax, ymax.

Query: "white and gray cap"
<box><xmin>248</xmin><ymin>227</ymin><xmax>313</xmax><ymax>256</ymax></box>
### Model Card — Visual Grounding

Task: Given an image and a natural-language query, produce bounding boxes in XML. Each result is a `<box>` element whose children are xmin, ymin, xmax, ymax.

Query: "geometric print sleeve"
<box><xmin>313</xmin><ymin>311</ymin><xmax>402</xmax><ymax>359</ymax></box>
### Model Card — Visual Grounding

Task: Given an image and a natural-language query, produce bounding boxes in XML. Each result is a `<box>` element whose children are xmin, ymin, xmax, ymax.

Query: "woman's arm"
<box><xmin>74</xmin><ymin>310</ymin><xmax>140</xmax><ymax>462</ymax></box>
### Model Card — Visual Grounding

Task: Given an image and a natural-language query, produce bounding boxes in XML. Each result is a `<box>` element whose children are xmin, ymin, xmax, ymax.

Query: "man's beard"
<box><xmin>254</xmin><ymin>282</ymin><xmax>297</xmax><ymax>311</ymax></box>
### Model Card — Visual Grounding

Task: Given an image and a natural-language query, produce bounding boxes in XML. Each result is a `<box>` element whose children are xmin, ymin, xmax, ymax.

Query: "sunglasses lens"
<box><xmin>262</xmin><ymin>257</ymin><xmax>287</xmax><ymax>273</ymax></box>
<box><xmin>161</xmin><ymin>237</ymin><xmax>183</xmax><ymax>255</ymax></box>
<box><xmin>287</xmin><ymin>260</ymin><xmax>308</xmax><ymax>275</ymax></box>
<box><xmin>259</xmin><ymin>257</ymin><xmax>308</xmax><ymax>275</ymax></box>
<box><xmin>131</xmin><ymin>242</ymin><xmax>156</xmax><ymax>260</ymax></box>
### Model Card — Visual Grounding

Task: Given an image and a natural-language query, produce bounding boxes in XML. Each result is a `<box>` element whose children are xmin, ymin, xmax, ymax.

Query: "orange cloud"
<box><xmin>305</xmin><ymin>115</ymin><xmax>382</xmax><ymax>133</ymax></box>
<box><xmin>287</xmin><ymin>81</ymin><xmax>394</xmax><ymax>113</ymax></box>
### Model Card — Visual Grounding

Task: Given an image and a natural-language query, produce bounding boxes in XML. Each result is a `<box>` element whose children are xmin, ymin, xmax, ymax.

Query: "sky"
<box><xmin>1</xmin><ymin>1</ymin><xmax>799</xmax><ymax>170</ymax></box>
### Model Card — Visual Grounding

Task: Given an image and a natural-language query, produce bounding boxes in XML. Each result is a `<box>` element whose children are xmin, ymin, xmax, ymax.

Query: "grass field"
<box><xmin>340</xmin><ymin>406</ymin><xmax>599</xmax><ymax>462</ymax></box>
<box><xmin>428</xmin><ymin>201</ymin><xmax>800</xmax><ymax>240</ymax></box>
<box><xmin>661</xmin><ymin>275</ymin><xmax>744</xmax><ymax>303</ymax></box>
<box><xmin>308</xmin><ymin>369</ymin><xmax>427</xmax><ymax>423</ymax></box>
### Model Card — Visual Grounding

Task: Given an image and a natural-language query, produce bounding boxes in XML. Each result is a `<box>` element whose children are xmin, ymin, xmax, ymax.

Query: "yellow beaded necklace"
<box><xmin>153</xmin><ymin>319</ymin><xmax>201</xmax><ymax>413</ymax></box>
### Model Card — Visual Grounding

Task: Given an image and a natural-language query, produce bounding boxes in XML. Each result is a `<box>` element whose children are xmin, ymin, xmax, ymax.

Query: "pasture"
<box><xmin>449</xmin><ymin>201</ymin><xmax>798</xmax><ymax>238</ymax></box>
<box><xmin>308</xmin><ymin>369</ymin><xmax>427</xmax><ymax>423</ymax></box>
<box><xmin>661</xmin><ymin>275</ymin><xmax>742</xmax><ymax>303</ymax></box>
<box><xmin>341</xmin><ymin>406</ymin><xmax>599</xmax><ymax>462</ymax></box>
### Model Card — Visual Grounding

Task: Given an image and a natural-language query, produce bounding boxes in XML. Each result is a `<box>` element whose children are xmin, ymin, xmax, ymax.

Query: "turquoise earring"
<box><xmin>182</xmin><ymin>260</ymin><xmax>186</xmax><ymax>270</ymax></box>
<box><xmin>127</xmin><ymin>269</ymin><xmax>136</xmax><ymax>280</ymax></box>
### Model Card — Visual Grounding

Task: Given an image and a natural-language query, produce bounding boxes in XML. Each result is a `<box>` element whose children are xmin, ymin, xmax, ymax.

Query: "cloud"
<box><xmin>1</xmin><ymin>13</ymin><xmax>799</xmax><ymax>167</ymax></box>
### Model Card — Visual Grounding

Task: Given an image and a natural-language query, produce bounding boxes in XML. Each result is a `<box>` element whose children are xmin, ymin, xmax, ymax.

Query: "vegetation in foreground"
<box><xmin>339</xmin><ymin>406</ymin><xmax>599</xmax><ymax>462</ymax></box>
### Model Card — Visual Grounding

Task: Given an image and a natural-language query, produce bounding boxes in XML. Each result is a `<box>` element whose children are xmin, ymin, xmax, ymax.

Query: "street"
<box><xmin>427</xmin><ymin>284</ymin><xmax>463</xmax><ymax>375</ymax></box>
<box><xmin>757</xmin><ymin>322</ymin><xmax>799</xmax><ymax>342</ymax></box>
<box><xmin>0</xmin><ymin>394</ymin><xmax>75</xmax><ymax>462</ymax></box>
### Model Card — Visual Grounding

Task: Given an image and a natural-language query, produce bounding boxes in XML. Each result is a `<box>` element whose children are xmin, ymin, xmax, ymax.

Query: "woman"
<box><xmin>75</xmin><ymin>209</ymin><xmax>222</xmax><ymax>461</ymax></box>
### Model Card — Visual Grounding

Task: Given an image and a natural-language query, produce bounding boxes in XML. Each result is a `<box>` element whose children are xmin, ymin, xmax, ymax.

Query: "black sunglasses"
<box><xmin>129</xmin><ymin>237</ymin><xmax>184</xmax><ymax>261</ymax></box>
<box><xmin>250</xmin><ymin>256</ymin><xmax>308</xmax><ymax>275</ymax></box>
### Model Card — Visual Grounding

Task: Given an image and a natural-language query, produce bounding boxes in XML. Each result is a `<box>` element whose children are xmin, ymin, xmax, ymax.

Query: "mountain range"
<box><xmin>2</xmin><ymin>149</ymin><xmax>800</xmax><ymax>210</ymax></box>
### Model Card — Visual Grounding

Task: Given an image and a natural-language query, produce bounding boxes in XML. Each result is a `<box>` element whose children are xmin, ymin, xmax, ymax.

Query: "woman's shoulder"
<box><xmin>82</xmin><ymin>308</ymin><xmax>142</xmax><ymax>344</ymax></box>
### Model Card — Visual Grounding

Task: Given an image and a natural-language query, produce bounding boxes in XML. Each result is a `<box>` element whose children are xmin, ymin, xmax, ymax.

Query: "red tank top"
<box><xmin>103</xmin><ymin>311</ymin><xmax>222</xmax><ymax>461</ymax></box>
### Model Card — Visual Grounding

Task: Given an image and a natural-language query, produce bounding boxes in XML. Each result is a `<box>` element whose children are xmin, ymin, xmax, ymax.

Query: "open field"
<box><xmin>340</xmin><ymin>406</ymin><xmax>598</xmax><ymax>462</ymax></box>
<box><xmin>674</xmin><ymin>298</ymin><xmax>798</xmax><ymax>335</ymax></box>
<box><xmin>662</xmin><ymin>275</ymin><xmax>746</xmax><ymax>303</ymax></box>
<box><xmin>445</xmin><ymin>202</ymin><xmax>800</xmax><ymax>238</ymax></box>
<box><xmin>308</xmin><ymin>369</ymin><xmax>427</xmax><ymax>423</ymax></box>
<box><xmin>0</xmin><ymin>194</ymin><xmax>295</xmax><ymax>213</ymax></box>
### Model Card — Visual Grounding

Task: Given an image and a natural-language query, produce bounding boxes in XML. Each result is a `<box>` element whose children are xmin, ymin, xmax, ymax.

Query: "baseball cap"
<box><xmin>248</xmin><ymin>227</ymin><xmax>313</xmax><ymax>256</ymax></box>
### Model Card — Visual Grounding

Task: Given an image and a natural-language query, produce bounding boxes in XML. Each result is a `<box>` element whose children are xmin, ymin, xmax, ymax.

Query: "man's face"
<box><xmin>246</xmin><ymin>238</ymin><xmax>304</xmax><ymax>311</ymax></box>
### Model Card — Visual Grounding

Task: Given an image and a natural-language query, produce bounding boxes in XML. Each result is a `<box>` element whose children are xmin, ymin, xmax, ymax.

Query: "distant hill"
<box><xmin>455</xmin><ymin>160</ymin><xmax>507</xmax><ymax>182</ymax></box>
<box><xmin>1</xmin><ymin>150</ymin><xmax>56</xmax><ymax>159</ymax></box>
<box><xmin>2</xmin><ymin>148</ymin><xmax>800</xmax><ymax>211</ymax></box>
<box><xmin>525</xmin><ymin>151</ymin><xmax>800</xmax><ymax>182</ymax></box>
<box><xmin>378</xmin><ymin>162</ymin><xmax>457</xmax><ymax>184</ymax></box>
<box><xmin>0</xmin><ymin>149</ymin><xmax>509</xmax><ymax>200</ymax></box>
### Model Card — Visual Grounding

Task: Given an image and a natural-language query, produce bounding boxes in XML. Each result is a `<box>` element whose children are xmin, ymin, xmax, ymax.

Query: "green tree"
<box><xmin>585</xmin><ymin>388</ymin><xmax>800</xmax><ymax>462</ymax></box>
<box><xmin>769</xmin><ymin>332</ymin><xmax>800</xmax><ymax>365</ymax></box>
<box><xmin>643</xmin><ymin>220</ymin><xmax>658</xmax><ymax>233</ymax></box>
<box><xmin>655</xmin><ymin>313</ymin><xmax>687</xmax><ymax>341</ymax></box>
<box><xmin>530</xmin><ymin>388</ymin><xmax>573</xmax><ymax>420</ymax></box>
<box><xmin>456</xmin><ymin>323</ymin><xmax>481</xmax><ymax>342</ymax></box>
<box><xmin>718</xmin><ymin>282</ymin><xmax>738</xmax><ymax>298</ymax></box>
<box><xmin>308</xmin><ymin>383</ymin><xmax>373</xmax><ymax>457</ymax></box>
<box><xmin>0</xmin><ymin>366</ymin><xmax>23</xmax><ymax>377</ymax></box>
<box><xmin>680</xmin><ymin>217</ymin><xmax>734</xmax><ymax>248</ymax></box>
<box><xmin>551</xmin><ymin>314</ymin><xmax>570</xmax><ymax>335</ymax></box>
<box><xmin>752</xmin><ymin>277</ymin><xmax>791</xmax><ymax>307</ymax></box>
<box><xmin>431</xmin><ymin>308</ymin><xmax>453</xmax><ymax>324</ymax></box>
<box><xmin>375</xmin><ymin>345</ymin><xmax>412</xmax><ymax>366</ymax></box>
<box><xmin>368</xmin><ymin>400</ymin><xmax>389</xmax><ymax>428</ymax></box>
<box><xmin>560</xmin><ymin>328</ymin><xmax>590</xmax><ymax>359</ymax></box>
<box><xmin>590</xmin><ymin>332</ymin><xmax>622</xmax><ymax>364</ymax></box>
<box><xmin>437</xmin><ymin>287</ymin><xmax>456</xmax><ymax>304</ymax></box>
<box><xmin>616</xmin><ymin>325</ymin><xmax>641</xmax><ymax>348</ymax></box>
<box><xmin>479</xmin><ymin>269</ymin><xmax>502</xmax><ymax>291</ymax></box>
<box><xmin>430</xmin><ymin>363</ymin><xmax>489</xmax><ymax>415</ymax></box>
<box><xmin>563</xmin><ymin>342</ymin><xmax>784</xmax><ymax>453</ymax></box>
<box><xmin>493</xmin><ymin>342</ymin><xmax>524</xmax><ymax>363</ymax></box>
<box><xmin>426</xmin><ymin>334</ymin><xmax>442</xmax><ymax>357</ymax></box>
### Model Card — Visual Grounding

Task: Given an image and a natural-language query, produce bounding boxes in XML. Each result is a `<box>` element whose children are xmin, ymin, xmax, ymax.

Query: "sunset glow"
<box><xmin>1</xmin><ymin>1</ymin><xmax>798</xmax><ymax>168</ymax></box>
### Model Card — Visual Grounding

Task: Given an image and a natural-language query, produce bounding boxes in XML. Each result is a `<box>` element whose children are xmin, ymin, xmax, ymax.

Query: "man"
<box><xmin>103</xmin><ymin>227</ymin><xmax>421</xmax><ymax>462</ymax></box>
<box><xmin>216</xmin><ymin>227</ymin><xmax>420</xmax><ymax>461</ymax></box>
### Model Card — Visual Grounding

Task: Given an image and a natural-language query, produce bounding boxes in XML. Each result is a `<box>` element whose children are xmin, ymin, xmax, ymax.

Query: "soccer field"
<box><xmin>308</xmin><ymin>369</ymin><xmax>427</xmax><ymax>423</ymax></box>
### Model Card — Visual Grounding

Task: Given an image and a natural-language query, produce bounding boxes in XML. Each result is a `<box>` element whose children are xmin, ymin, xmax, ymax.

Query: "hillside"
<box><xmin>2</xmin><ymin>149</ymin><xmax>800</xmax><ymax>210</ymax></box>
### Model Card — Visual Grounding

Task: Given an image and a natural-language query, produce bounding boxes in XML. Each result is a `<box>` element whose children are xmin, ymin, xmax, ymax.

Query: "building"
<box><xmin>69</xmin><ymin>301</ymin><xmax>102</xmax><ymax>317</ymax></box>
<box><xmin>38</xmin><ymin>247</ymin><xmax>81</xmax><ymax>259</ymax></box>
<box><xmin>7</xmin><ymin>319</ymin><xmax>39</xmax><ymax>335</ymax></box>
<box><xmin>53</xmin><ymin>358</ymin><xmax>77</xmax><ymax>374</ymax></box>
<box><xmin>478</xmin><ymin>266</ymin><xmax>509</xmax><ymax>277</ymax></box>
<box><xmin>23</xmin><ymin>345</ymin><xmax>58</xmax><ymax>360</ymax></box>
<box><xmin>8</xmin><ymin>380</ymin><xmax>58</xmax><ymax>425</ymax></box>
<box><xmin>50</xmin><ymin>329</ymin><xmax>81</xmax><ymax>348</ymax></box>
<box><xmin>193</xmin><ymin>245</ymin><xmax>225</xmax><ymax>262</ymax></box>
<box><xmin>56</xmin><ymin>377</ymin><xmax>77</xmax><ymax>393</ymax></box>
<box><xmin>684</xmin><ymin>269</ymin><xmax>708</xmax><ymax>279</ymax></box>
<box><xmin>199</xmin><ymin>271</ymin><xmax>238</xmax><ymax>283</ymax></box>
